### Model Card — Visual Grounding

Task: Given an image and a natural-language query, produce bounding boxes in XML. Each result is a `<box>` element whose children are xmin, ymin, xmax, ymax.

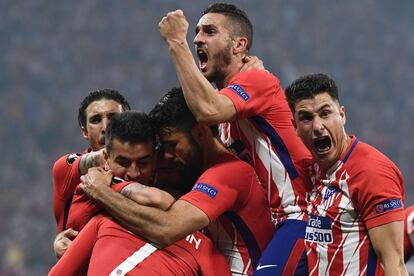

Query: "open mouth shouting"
<box><xmin>196</xmin><ymin>47</ymin><xmax>208</xmax><ymax>71</ymax></box>
<box><xmin>313</xmin><ymin>136</ymin><xmax>331</xmax><ymax>156</ymax></box>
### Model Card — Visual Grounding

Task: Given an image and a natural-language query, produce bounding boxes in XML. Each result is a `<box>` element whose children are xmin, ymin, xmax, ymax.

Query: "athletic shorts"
<box><xmin>253</xmin><ymin>219</ymin><xmax>308</xmax><ymax>276</ymax></box>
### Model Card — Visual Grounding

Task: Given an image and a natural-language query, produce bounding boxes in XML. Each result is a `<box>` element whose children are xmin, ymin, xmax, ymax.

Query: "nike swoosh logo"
<box><xmin>256</xmin><ymin>264</ymin><xmax>278</xmax><ymax>270</ymax></box>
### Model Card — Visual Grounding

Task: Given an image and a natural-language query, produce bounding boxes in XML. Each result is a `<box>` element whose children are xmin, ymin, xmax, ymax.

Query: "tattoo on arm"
<box><xmin>121</xmin><ymin>183</ymin><xmax>149</xmax><ymax>198</ymax></box>
<box><xmin>78</xmin><ymin>152</ymin><xmax>101</xmax><ymax>175</ymax></box>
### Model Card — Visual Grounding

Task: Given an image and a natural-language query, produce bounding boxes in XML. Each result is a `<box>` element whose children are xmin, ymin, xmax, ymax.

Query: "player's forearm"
<box><xmin>169</xmin><ymin>41</ymin><xmax>223</xmax><ymax>124</ymax></box>
<box><xmin>93</xmin><ymin>185</ymin><xmax>178</xmax><ymax>246</ymax></box>
<box><xmin>382</xmin><ymin>259</ymin><xmax>408</xmax><ymax>276</ymax></box>
<box><xmin>121</xmin><ymin>184</ymin><xmax>175</xmax><ymax>211</ymax></box>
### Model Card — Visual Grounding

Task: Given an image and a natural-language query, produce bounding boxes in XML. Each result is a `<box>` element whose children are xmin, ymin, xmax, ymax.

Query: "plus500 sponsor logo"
<box><xmin>305</xmin><ymin>215</ymin><xmax>333</xmax><ymax>244</ymax></box>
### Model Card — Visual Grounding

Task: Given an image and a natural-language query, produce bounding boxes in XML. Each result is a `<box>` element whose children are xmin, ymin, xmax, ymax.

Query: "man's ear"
<box><xmin>81</xmin><ymin>126</ymin><xmax>89</xmax><ymax>141</ymax></box>
<box><xmin>191</xmin><ymin>124</ymin><xmax>208</xmax><ymax>144</ymax></box>
<box><xmin>233</xmin><ymin>36</ymin><xmax>248</xmax><ymax>55</ymax></box>
<box><xmin>340</xmin><ymin>106</ymin><xmax>346</xmax><ymax>125</ymax></box>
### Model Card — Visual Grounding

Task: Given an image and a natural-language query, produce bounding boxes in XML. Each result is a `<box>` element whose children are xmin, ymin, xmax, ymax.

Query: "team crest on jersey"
<box><xmin>323</xmin><ymin>186</ymin><xmax>337</xmax><ymax>201</ymax></box>
<box><xmin>375</xmin><ymin>198</ymin><xmax>402</xmax><ymax>214</ymax></box>
<box><xmin>66</xmin><ymin>153</ymin><xmax>82</xmax><ymax>165</ymax></box>
<box><xmin>111</xmin><ymin>176</ymin><xmax>124</xmax><ymax>185</ymax></box>
<box><xmin>228</xmin><ymin>84</ymin><xmax>250</xmax><ymax>101</ymax></box>
<box><xmin>193</xmin><ymin>183</ymin><xmax>218</xmax><ymax>198</ymax></box>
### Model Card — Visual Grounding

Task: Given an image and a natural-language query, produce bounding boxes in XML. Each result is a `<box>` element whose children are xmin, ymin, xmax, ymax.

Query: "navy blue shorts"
<box><xmin>253</xmin><ymin>219</ymin><xmax>308</xmax><ymax>276</ymax></box>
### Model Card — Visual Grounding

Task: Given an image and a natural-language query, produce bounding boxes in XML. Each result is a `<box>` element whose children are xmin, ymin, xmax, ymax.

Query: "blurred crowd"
<box><xmin>1</xmin><ymin>0</ymin><xmax>413</xmax><ymax>274</ymax></box>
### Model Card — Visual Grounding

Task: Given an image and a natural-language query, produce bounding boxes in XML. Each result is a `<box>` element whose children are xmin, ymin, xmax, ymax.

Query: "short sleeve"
<box><xmin>180</xmin><ymin>177</ymin><xmax>238</xmax><ymax>222</ymax></box>
<box><xmin>53</xmin><ymin>153</ymin><xmax>82</xmax><ymax>199</ymax></box>
<box><xmin>352</xmin><ymin>158</ymin><xmax>404</xmax><ymax>229</ymax></box>
<box><xmin>218</xmin><ymin>70</ymin><xmax>282</xmax><ymax>119</ymax></box>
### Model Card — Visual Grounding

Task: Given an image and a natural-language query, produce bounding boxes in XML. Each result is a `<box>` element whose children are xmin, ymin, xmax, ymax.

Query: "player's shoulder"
<box><xmin>235</xmin><ymin>69</ymin><xmax>280</xmax><ymax>83</ymax></box>
<box><xmin>211</xmin><ymin>153</ymin><xmax>254</xmax><ymax>172</ymax></box>
<box><xmin>350</xmin><ymin>140</ymin><xmax>399</xmax><ymax>172</ymax></box>
<box><xmin>53</xmin><ymin>152</ymin><xmax>82</xmax><ymax>172</ymax></box>
<box><xmin>344</xmin><ymin>140</ymin><xmax>403</xmax><ymax>190</ymax></box>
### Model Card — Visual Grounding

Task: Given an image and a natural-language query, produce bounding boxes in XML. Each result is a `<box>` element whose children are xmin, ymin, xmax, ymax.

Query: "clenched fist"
<box><xmin>159</xmin><ymin>9</ymin><xmax>189</xmax><ymax>46</ymax></box>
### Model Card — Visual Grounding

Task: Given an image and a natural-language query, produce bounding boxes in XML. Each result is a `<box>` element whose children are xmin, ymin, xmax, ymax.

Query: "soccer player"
<box><xmin>404</xmin><ymin>205</ymin><xmax>414</xmax><ymax>262</ymax></box>
<box><xmin>159</xmin><ymin>4</ymin><xmax>313</xmax><ymax>273</ymax></box>
<box><xmin>52</xmin><ymin>89</ymin><xmax>130</xmax><ymax>257</ymax></box>
<box><xmin>79</xmin><ymin>87</ymin><xmax>275</xmax><ymax>275</ymax></box>
<box><xmin>49</xmin><ymin>111</ymin><xmax>231</xmax><ymax>276</ymax></box>
<box><xmin>285</xmin><ymin>73</ymin><xmax>407</xmax><ymax>275</ymax></box>
<box><xmin>159</xmin><ymin>2</ymin><xmax>312</xmax><ymax>220</ymax></box>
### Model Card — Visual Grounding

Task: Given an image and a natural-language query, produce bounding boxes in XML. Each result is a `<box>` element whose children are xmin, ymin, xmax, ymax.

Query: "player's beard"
<box><xmin>205</xmin><ymin>41</ymin><xmax>232</xmax><ymax>83</ymax></box>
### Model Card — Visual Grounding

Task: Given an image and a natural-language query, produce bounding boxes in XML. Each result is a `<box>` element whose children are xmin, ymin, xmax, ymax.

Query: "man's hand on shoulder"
<box><xmin>240</xmin><ymin>56</ymin><xmax>268</xmax><ymax>72</ymax></box>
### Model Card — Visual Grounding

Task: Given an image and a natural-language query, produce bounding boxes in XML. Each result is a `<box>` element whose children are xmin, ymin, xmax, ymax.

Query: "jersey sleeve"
<box><xmin>52</xmin><ymin>153</ymin><xmax>82</xmax><ymax>231</ymax></box>
<box><xmin>218</xmin><ymin>70</ymin><xmax>282</xmax><ymax>120</ymax></box>
<box><xmin>49</xmin><ymin>215</ymin><xmax>102</xmax><ymax>276</ymax></box>
<box><xmin>53</xmin><ymin>153</ymin><xmax>82</xmax><ymax>199</ymax></box>
<box><xmin>352</xmin><ymin>157</ymin><xmax>404</xmax><ymax>230</ymax></box>
<box><xmin>180</xmin><ymin>164</ymin><xmax>242</xmax><ymax>222</ymax></box>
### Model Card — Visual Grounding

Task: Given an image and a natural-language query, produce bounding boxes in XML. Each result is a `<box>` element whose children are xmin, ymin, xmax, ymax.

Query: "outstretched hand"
<box><xmin>240</xmin><ymin>56</ymin><xmax>268</xmax><ymax>72</ymax></box>
<box><xmin>159</xmin><ymin>9</ymin><xmax>189</xmax><ymax>46</ymax></box>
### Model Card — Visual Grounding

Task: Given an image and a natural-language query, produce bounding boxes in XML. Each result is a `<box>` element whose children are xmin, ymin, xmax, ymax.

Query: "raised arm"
<box><xmin>368</xmin><ymin>221</ymin><xmax>408</xmax><ymax>276</ymax></box>
<box><xmin>159</xmin><ymin>10</ymin><xmax>236</xmax><ymax>124</ymax></box>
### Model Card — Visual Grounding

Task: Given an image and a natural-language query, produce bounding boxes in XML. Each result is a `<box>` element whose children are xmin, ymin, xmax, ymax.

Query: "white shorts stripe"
<box><xmin>109</xmin><ymin>243</ymin><xmax>157</xmax><ymax>276</ymax></box>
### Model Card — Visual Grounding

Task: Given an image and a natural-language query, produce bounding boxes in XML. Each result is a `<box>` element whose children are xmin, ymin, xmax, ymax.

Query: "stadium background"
<box><xmin>1</xmin><ymin>0</ymin><xmax>413</xmax><ymax>274</ymax></box>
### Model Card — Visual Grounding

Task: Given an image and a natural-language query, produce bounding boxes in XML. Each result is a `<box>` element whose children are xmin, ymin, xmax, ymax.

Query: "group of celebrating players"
<box><xmin>49</xmin><ymin>2</ymin><xmax>413</xmax><ymax>276</ymax></box>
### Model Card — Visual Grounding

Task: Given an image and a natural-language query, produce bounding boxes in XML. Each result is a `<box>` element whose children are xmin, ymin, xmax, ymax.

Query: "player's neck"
<box><xmin>214</xmin><ymin>59</ymin><xmax>243</xmax><ymax>89</ymax></box>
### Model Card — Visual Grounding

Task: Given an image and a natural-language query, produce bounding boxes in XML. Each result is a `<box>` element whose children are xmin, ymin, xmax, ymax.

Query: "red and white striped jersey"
<box><xmin>305</xmin><ymin>136</ymin><xmax>404</xmax><ymax>275</ymax></box>
<box><xmin>181</xmin><ymin>152</ymin><xmax>275</xmax><ymax>275</ymax></box>
<box><xmin>404</xmin><ymin>205</ymin><xmax>414</xmax><ymax>262</ymax></box>
<box><xmin>218</xmin><ymin>69</ymin><xmax>313</xmax><ymax>224</ymax></box>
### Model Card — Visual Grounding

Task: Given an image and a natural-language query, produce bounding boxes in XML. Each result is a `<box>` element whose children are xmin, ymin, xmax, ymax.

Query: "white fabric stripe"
<box><xmin>317</xmin><ymin>243</ymin><xmax>329</xmax><ymax>275</ymax></box>
<box><xmin>343</xmin><ymin>235</ymin><xmax>367</xmax><ymax>276</ymax></box>
<box><xmin>237</xmin><ymin>120</ymin><xmax>297</xmax><ymax>208</ymax></box>
<box><xmin>109</xmin><ymin>243</ymin><xmax>157</xmax><ymax>276</ymax></box>
<box><xmin>207</xmin><ymin>220</ymin><xmax>246</xmax><ymax>275</ymax></box>
<box><xmin>337</xmin><ymin>171</ymin><xmax>362</xmax><ymax>276</ymax></box>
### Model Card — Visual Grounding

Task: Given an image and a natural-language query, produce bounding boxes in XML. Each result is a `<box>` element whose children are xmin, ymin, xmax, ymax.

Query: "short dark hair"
<box><xmin>285</xmin><ymin>73</ymin><xmax>340</xmax><ymax>112</ymax></box>
<box><xmin>78</xmin><ymin>89</ymin><xmax>131</xmax><ymax>128</ymax></box>
<box><xmin>203</xmin><ymin>3</ymin><xmax>253</xmax><ymax>51</ymax></box>
<box><xmin>105</xmin><ymin>111</ymin><xmax>156</xmax><ymax>153</ymax></box>
<box><xmin>149</xmin><ymin>87</ymin><xmax>218</xmax><ymax>137</ymax></box>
